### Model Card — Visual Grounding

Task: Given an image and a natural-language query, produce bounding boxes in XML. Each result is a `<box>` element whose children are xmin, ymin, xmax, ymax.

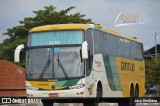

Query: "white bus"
<box><xmin>14</xmin><ymin>24</ymin><xmax>145</xmax><ymax>106</ymax></box>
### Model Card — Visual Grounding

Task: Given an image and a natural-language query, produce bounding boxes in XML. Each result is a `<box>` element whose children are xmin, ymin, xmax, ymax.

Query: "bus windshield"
<box><xmin>26</xmin><ymin>30</ymin><xmax>84</xmax><ymax>80</ymax></box>
<box><xmin>26</xmin><ymin>47</ymin><xmax>84</xmax><ymax>79</ymax></box>
<box><xmin>29</xmin><ymin>30</ymin><xmax>83</xmax><ymax>46</ymax></box>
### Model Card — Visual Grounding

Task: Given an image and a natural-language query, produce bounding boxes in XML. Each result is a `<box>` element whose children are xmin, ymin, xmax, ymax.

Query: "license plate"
<box><xmin>49</xmin><ymin>93</ymin><xmax>59</xmax><ymax>97</ymax></box>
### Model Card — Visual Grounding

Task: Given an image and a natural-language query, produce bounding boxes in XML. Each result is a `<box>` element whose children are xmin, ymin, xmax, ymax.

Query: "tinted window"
<box><xmin>86</xmin><ymin>29</ymin><xmax>93</xmax><ymax>75</ymax></box>
<box><xmin>90</xmin><ymin>29</ymin><xmax>143</xmax><ymax>60</ymax></box>
<box><xmin>30</xmin><ymin>31</ymin><xmax>83</xmax><ymax>46</ymax></box>
<box><xmin>93</xmin><ymin>30</ymin><xmax>102</xmax><ymax>54</ymax></box>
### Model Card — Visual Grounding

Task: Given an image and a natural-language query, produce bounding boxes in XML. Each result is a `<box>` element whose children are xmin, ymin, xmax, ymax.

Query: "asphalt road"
<box><xmin>1</xmin><ymin>103</ymin><xmax>160</xmax><ymax>106</ymax></box>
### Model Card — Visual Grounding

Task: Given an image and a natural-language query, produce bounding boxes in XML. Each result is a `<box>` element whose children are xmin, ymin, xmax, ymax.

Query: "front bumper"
<box><xmin>27</xmin><ymin>87</ymin><xmax>86</xmax><ymax>98</ymax></box>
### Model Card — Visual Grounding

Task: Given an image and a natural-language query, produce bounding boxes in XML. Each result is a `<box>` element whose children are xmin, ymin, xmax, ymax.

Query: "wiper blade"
<box><xmin>57</xmin><ymin>59</ymin><xmax>69</xmax><ymax>79</ymax></box>
<box><xmin>39</xmin><ymin>56</ymin><xmax>51</xmax><ymax>79</ymax></box>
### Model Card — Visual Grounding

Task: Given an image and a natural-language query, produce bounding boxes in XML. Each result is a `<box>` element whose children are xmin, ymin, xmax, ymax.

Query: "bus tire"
<box><xmin>41</xmin><ymin>100</ymin><xmax>54</xmax><ymax>106</ymax></box>
<box><xmin>83</xmin><ymin>82</ymin><xmax>102</xmax><ymax>106</ymax></box>
<box><xmin>130</xmin><ymin>84</ymin><xmax>136</xmax><ymax>106</ymax></box>
<box><xmin>135</xmin><ymin>84</ymin><xmax>139</xmax><ymax>97</ymax></box>
<box><xmin>95</xmin><ymin>83</ymin><xmax>102</xmax><ymax>106</ymax></box>
<box><xmin>118</xmin><ymin>84</ymin><xmax>136</xmax><ymax>106</ymax></box>
<box><xmin>129</xmin><ymin>84</ymin><xmax>136</xmax><ymax>106</ymax></box>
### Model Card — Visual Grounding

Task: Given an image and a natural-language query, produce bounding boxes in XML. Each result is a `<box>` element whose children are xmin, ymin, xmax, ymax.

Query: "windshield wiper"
<box><xmin>39</xmin><ymin>54</ymin><xmax>51</xmax><ymax>79</ymax></box>
<box><xmin>57</xmin><ymin>53</ymin><xmax>69</xmax><ymax>79</ymax></box>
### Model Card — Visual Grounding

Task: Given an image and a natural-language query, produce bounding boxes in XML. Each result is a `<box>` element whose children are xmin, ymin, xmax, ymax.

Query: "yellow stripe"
<box><xmin>54</xmin><ymin>86</ymin><xmax>68</xmax><ymax>90</ymax></box>
<box><xmin>116</xmin><ymin>57</ymin><xmax>145</xmax><ymax>97</ymax></box>
<box><xmin>29</xmin><ymin>81</ymin><xmax>56</xmax><ymax>90</ymax></box>
<box><xmin>29</xmin><ymin>24</ymin><xmax>90</xmax><ymax>32</ymax></box>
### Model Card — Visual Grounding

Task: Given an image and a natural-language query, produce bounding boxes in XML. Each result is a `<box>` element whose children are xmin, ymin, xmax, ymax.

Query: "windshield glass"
<box><xmin>26</xmin><ymin>46</ymin><xmax>84</xmax><ymax>79</ymax></box>
<box><xmin>29</xmin><ymin>30</ymin><xmax>83</xmax><ymax>46</ymax></box>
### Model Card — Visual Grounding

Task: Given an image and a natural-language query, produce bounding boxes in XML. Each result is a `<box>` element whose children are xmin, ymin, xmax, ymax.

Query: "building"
<box><xmin>144</xmin><ymin>44</ymin><xmax>160</xmax><ymax>60</ymax></box>
<box><xmin>0</xmin><ymin>60</ymin><xmax>26</xmax><ymax>97</ymax></box>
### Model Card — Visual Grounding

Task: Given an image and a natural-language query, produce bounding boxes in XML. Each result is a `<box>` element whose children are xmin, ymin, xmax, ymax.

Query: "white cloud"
<box><xmin>0</xmin><ymin>0</ymin><xmax>53</xmax><ymax>42</ymax></box>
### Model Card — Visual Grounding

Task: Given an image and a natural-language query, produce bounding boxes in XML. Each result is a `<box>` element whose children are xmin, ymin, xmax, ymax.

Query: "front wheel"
<box><xmin>41</xmin><ymin>100</ymin><xmax>54</xmax><ymax>106</ymax></box>
<box><xmin>83</xmin><ymin>83</ymin><xmax>102</xmax><ymax>106</ymax></box>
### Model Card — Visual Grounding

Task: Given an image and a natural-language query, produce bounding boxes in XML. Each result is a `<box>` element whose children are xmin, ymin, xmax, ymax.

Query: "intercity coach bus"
<box><xmin>14</xmin><ymin>24</ymin><xmax>145</xmax><ymax>106</ymax></box>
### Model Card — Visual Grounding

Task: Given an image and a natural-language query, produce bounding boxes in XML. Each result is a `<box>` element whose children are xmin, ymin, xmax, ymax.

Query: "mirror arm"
<box><xmin>14</xmin><ymin>44</ymin><xmax>25</xmax><ymax>62</ymax></box>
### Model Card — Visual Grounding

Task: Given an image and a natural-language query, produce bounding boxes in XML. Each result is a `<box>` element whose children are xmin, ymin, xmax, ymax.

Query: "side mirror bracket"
<box><xmin>14</xmin><ymin>44</ymin><xmax>25</xmax><ymax>62</ymax></box>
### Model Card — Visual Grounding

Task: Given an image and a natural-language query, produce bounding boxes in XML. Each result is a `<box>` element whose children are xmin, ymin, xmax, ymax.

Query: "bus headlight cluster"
<box><xmin>27</xmin><ymin>86</ymin><xmax>39</xmax><ymax>90</ymax></box>
<box><xmin>69</xmin><ymin>84</ymin><xmax>85</xmax><ymax>89</ymax></box>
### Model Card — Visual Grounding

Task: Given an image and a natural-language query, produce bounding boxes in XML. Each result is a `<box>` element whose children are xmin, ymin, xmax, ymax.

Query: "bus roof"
<box><xmin>29</xmin><ymin>24</ymin><xmax>141</xmax><ymax>43</ymax></box>
<box><xmin>95</xmin><ymin>24</ymin><xmax>141</xmax><ymax>43</ymax></box>
<box><xmin>29</xmin><ymin>24</ymin><xmax>90</xmax><ymax>32</ymax></box>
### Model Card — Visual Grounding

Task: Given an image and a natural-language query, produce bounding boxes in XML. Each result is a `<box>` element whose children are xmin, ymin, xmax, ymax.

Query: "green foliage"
<box><xmin>145</xmin><ymin>57</ymin><xmax>160</xmax><ymax>85</ymax></box>
<box><xmin>3</xmin><ymin>5</ymin><xmax>93</xmax><ymax>38</ymax></box>
<box><xmin>0</xmin><ymin>37</ymin><xmax>27</xmax><ymax>61</ymax></box>
<box><xmin>0</xmin><ymin>5</ymin><xmax>93</xmax><ymax>67</ymax></box>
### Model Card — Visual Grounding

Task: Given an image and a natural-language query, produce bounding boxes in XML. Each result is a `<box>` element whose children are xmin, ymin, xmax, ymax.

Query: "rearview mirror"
<box><xmin>82</xmin><ymin>41</ymin><xmax>88</xmax><ymax>59</ymax></box>
<box><xmin>14</xmin><ymin>44</ymin><xmax>24</xmax><ymax>62</ymax></box>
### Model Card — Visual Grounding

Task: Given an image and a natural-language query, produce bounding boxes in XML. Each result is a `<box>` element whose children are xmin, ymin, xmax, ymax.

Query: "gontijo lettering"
<box><xmin>121</xmin><ymin>62</ymin><xmax>135</xmax><ymax>71</ymax></box>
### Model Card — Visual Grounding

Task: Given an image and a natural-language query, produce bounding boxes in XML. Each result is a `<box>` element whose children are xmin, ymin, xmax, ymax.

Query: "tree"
<box><xmin>3</xmin><ymin>5</ymin><xmax>93</xmax><ymax>38</ymax></box>
<box><xmin>0</xmin><ymin>5</ymin><xmax>93</xmax><ymax>66</ymax></box>
<box><xmin>145</xmin><ymin>57</ymin><xmax>160</xmax><ymax>85</ymax></box>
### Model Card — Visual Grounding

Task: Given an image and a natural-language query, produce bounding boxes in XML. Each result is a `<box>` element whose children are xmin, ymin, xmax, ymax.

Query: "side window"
<box><xmin>107</xmin><ymin>34</ymin><xmax>112</xmax><ymax>55</ymax></box>
<box><xmin>136</xmin><ymin>43</ymin><xmax>143</xmax><ymax>60</ymax></box>
<box><xmin>102</xmin><ymin>33</ymin><xmax>109</xmax><ymax>55</ymax></box>
<box><xmin>140</xmin><ymin>44</ymin><xmax>144</xmax><ymax>60</ymax></box>
<box><xmin>130</xmin><ymin>41</ymin><xmax>139</xmax><ymax>60</ymax></box>
<box><xmin>86</xmin><ymin>29</ymin><xmax>93</xmax><ymax>55</ymax></box>
<box><xmin>124</xmin><ymin>39</ymin><xmax>130</xmax><ymax>58</ymax></box>
<box><xmin>115</xmin><ymin>36</ymin><xmax>119</xmax><ymax>56</ymax></box>
<box><xmin>136</xmin><ymin>43</ymin><xmax>140</xmax><ymax>59</ymax></box>
<box><xmin>93</xmin><ymin>30</ymin><xmax>102</xmax><ymax>54</ymax></box>
<box><xmin>118</xmin><ymin>38</ymin><xmax>124</xmax><ymax>57</ymax></box>
<box><xmin>86</xmin><ymin>29</ymin><xmax>93</xmax><ymax>75</ymax></box>
<box><xmin>108</xmin><ymin>34</ymin><xmax>119</xmax><ymax>56</ymax></box>
<box><xmin>130</xmin><ymin>41</ymin><xmax>133</xmax><ymax>59</ymax></box>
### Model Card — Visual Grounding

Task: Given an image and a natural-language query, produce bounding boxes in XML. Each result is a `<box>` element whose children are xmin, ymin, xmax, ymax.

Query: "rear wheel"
<box><xmin>118</xmin><ymin>84</ymin><xmax>136</xmax><ymax>106</ymax></box>
<box><xmin>130</xmin><ymin>84</ymin><xmax>136</xmax><ymax>106</ymax></box>
<box><xmin>135</xmin><ymin>84</ymin><xmax>139</xmax><ymax>98</ymax></box>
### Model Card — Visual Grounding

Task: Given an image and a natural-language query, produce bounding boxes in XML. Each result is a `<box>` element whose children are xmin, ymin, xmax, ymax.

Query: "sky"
<box><xmin>0</xmin><ymin>0</ymin><xmax>160</xmax><ymax>50</ymax></box>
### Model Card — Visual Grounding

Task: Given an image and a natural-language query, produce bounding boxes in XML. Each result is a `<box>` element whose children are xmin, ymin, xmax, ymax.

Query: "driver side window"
<box><xmin>86</xmin><ymin>29</ymin><xmax>93</xmax><ymax>75</ymax></box>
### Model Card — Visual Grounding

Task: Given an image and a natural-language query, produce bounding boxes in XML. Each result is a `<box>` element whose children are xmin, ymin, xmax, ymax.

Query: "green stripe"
<box><xmin>55</xmin><ymin>80</ymin><xmax>67</xmax><ymax>86</ymax></box>
<box><xmin>103</xmin><ymin>55</ymin><xmax>122</xmax><ymax>91</ymax></box>
<box><xmin>55</xmin><ymin>79</ymin><xmax>80</xmax><ymax>87</ymax></box>
<box><xmin>63</xmin><ymin>79</ymin><xmax>80</xmax><ymax>86</ymax></box>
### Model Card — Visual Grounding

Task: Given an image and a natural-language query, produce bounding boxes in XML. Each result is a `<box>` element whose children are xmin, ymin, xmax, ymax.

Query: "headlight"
<box><xmin>69</xmin><ymin>84</ymin><xmax>85</xmax><ymax>89</ymax></box>
<box><xmin>27</xmin><ymin>86</ymin><xmax>39</xmax><ymax>90</ymax></box>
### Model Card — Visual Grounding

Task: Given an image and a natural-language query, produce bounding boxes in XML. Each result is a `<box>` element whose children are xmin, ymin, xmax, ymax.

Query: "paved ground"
<box><xmin>1</xmin><ymin>103</ymin><xmax>160</xmax><ymax>106</ymax></box>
